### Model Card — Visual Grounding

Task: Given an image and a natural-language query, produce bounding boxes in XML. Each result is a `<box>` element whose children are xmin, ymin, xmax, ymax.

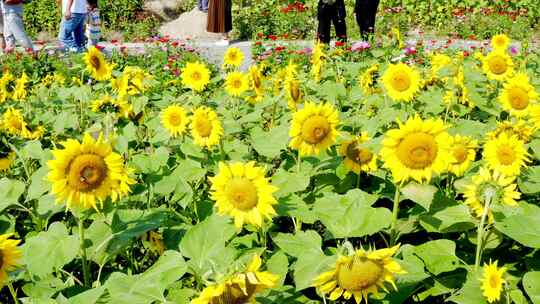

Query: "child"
<box><xmin>86</xmin><ymin>0</ymin><xmax>100</xmax><ymax>47</ymax></box>
<box><xmin>1</xmin><ymin>0</ymin><xmax>34</xmax><ymax>52</ymax></box>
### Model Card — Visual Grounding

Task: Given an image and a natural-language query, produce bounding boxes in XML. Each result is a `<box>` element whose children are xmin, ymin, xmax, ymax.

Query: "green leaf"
<box><xmin>272</xmin><ymin>169</ymin><xmax>310</xmax><ymax>197</ymax></box>
<box><xmin>414</xmin><ymin>239</ymin><xmax>460</xmax><ymax>275</ymax></box>
<box><xmin>27</xmin><ymin>166</ymin><xmax>50</xmax><ymax>201</ymax></box>
<box><xmin>420</xmin><ymin>204</ymin><xmax>475</xmax><ymax>233</ymax></box>
<box><xmin>266</xmin><ymin>251</ymin><xmax>289</xmax><ymax>286</ymax></box>
<box><xmin>447</xmin><ymin>271</ymin><xmax>487</xmax><ymax>304</ymax></box>
<box><xmin>0</xmin><ymin>178</ymin><xmax>26</xmax><ymax>212</ymax></box>
<box><xmin>518</xmin><ymin>166</ymin><xmax>540</xmax><ymax>195</ymax></box>
<box><xmin>272</xmin><ymin>230</ymin><xmax>323</xmax><ymax>258</ymax></box>
<box><xmin>22</xmin><ymin>140</ymin><xmax>45</xmax><ymax>160</ymax></box>
<box><xmin>179</xmin><ymin>214</ymin><xmax>236</xmax><ymax>275</ymax></box>
<box><xmin>401</xmin><ymin>183</ymin><xmax>438</xmax><ymax>210</ymax></box>
<box><xmin>495</xmin><ymin>202</ymin><xmax>540</xmax><ymax>248</ymax></box>
<box><xmin>523</xmin><ymin>271</ymin><xmax>540</xmax><ymax>304</ymax></box>
<box><xmin>23</xmin><ymin>222</ymin><xmax>79</xmax><ymax>277</ymax></box>
<box><xmin>398</xmin><ymin>245</ymin><xmax>429</xmax><ymax>283</ymax></box>
<box><xmin>85</xmin><ymin>218</ymin><xmax>113</xmax><ymax>265</ymax></box>
<box><xmin>276</xmin><ymin>195</ymin><xmax>317</xmax><ymax>224</ymax></box>
<box><xmin>106</xmin><ymin>251</ymin><xmax>187</xmax><ymax>304</ymax></box>
<box><xmin>67</xmin><ymin>286</ymin><xmax>105</xmax><ymax>304</ymax></box>
<box><xmin>312</xmin><ymin>189</ymin><xmax>390</xmax><ymax>238</ymax></box>
<box><xmin>293</xmin><ymin>252</ymin><xmax>336</xmax><ymax>291</ymax></box>
<box><xmin>131</xmin><ymin>147</ymin><xmax>169</xmax><ymax>174</ymax></box>
<box><xmin>250</xmin><ymin>125</ymin><xmax>289</xmax><ymax>158</ymax></box>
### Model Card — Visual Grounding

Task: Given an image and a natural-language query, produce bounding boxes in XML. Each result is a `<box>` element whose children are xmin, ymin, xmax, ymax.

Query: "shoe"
<box><xmin>215</xmin><ymin>39</ymin><xmax>229</xmax><ymax>46</ymax></box>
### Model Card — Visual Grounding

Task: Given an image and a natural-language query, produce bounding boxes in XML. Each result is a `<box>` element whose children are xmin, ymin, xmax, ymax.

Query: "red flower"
<box><xmin>269</xmin><ymin>35</ymin><xmax>277</xmax><ymax>41</ymax></box>
<box><xmin>255</xmin><ymin>41</ymin><xmax>262</xmax><ymax>46</ymax></box>
<box><xmin>463</xmin><ymin>50</ymin><xmax>470</xmax><ymax>57</ymax></box>
<box><xmin>335</xmin><ymin>41</ymin><xmax>344</xmax><ymax>47</ymax></box>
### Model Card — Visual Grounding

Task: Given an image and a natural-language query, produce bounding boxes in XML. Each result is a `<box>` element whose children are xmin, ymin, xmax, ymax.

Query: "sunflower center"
<box><xmin>191</xmin><ymin>71</ymin><xmax>202</xmax><ymax>81</ymax></box>
<box><xmin>253</xmin><ymin>75</ymin><xmax>262</xmax><ymax>89</ymax></box>
<box><xmin>488</xmin><ymin>56</ymin><xmax>507</xmax><ymax>75</ymax></box>
<box><xmin>8</xmin><ymin>118</ymin><xmax>23</xmax><ymax>130</ymax></box>
<box><xmin>301</xmin><ymin>115</ymin><xmax>331</xmax><ymax>144</ymax></box>
<box><xmin>211</xmin><ymin>281</ymin><xmax>255</xmax><ymax>304</ymax></box>
<box><xmin>225</xmin><ymin>178</ymin><xmax>259</xmax><ymax>211</ymax></box>
<box><xmin>489</xmin><ymin>274</ymin><xmax>500</xmax><ymax>288</ymax></box>
<box><xmin>397</xmin><ymin>132</ymin><xmax>438</xmax><ymax>169</ymax></box>
<box><xmin>508</xmin><ymin>87</ymin><xmax>529</xmax><ymax>110</ymax></box>
<box><xmin>453</xmin><ymin>145</ymin><xmax>468</xmax><ymax>164</ymax></box>
<box><xmin>168</xmin><ymin>112</ymin><xmax>183</xmax><ymax>126</ymax></box>
<box><xmin>337</xmin><ymin>257</ymin><xmax>384</xmax><ymax>291</ymax></box>
<box><xmin>67</xmin><ymin>154</ymin><xmax>107</xmax><ymax>192</ymax></box>
<box><xmin>496</xmin><ymin>146</ymin><xmax>516</xmax><ymax>165</ymax></box>
<box><xmin>391</xmin><ymin>71</ymin><xmax>411</xmax><ymax>92</ymax></box>
<box><xmin>233</xmin><ymin>79</ymin><xmax>243</xmax><ymax>89</ymax></box>
<box><xmin>346</xmin><ymin>142</ymin><xmax>373</xmax><ymax>165</ymax></box>
<box><xmin>90</xmin><ymin>55</ymin><xmax>101</xmax><ymax>70</ymax></box>
<box><xmin>194</xmin><ymin>116</ymin><xmax>213</xmax><ymax>137</ymax></box>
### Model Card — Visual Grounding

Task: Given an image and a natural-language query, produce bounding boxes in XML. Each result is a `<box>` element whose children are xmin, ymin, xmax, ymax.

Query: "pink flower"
<box><xmin>351</xmin><ymin>41</ymin><xmax>371</xmax><ymax>51</ymax></box>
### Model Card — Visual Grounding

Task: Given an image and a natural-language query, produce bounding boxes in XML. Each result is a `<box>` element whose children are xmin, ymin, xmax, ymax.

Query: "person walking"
<box><xmin>1</xmin><ymin>0</ymin><xmax>34</xmax><ymax>52</ymax></box>
<box><xmin>207</xmin><ymin>0</ymin><xmax>232</xmax><ymax>46</ymax></box>
<box><xmin>355</xmin><ymin>0</ymin><xmax>380</xmax><ymax>39</ymax></box>
<box><xmin>316</xmin><ymin>0</ymin><xmax>347</xmax><ymax>44</ymax></box>
<box><xmin>58</xmin><ymin>0</ymin><xmax>87</xmax><ymax>52</ymax></box>
<box><xmin>85</xmin><ymin>0</ymin><xmax>100</xmax><ymax>47</ymax></box>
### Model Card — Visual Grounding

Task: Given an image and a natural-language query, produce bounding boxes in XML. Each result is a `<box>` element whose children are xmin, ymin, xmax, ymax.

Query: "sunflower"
<box><xmin>210</xmin><ymin>161</ymin><xmax>278</xmax><ymax>228</ymax></box>
<box><xmin>192</xmin><ymin>255</ymin><xmax>278</xmax><ymax>304</ymax></box>
<box><xmin>181</xmin><ymin>62</ymin><xmax>211</xmax><ymax>92</ymax></box>
<box><xmin>482</xmin><ymin>50</ymin><xmax>513</xmax><ymax>81</ymax></box>
<box><xmin>161</xmin><ymin>104</ymin><xmax>189</xmax><ymax>137</ymax></box>
<box><xmin>380</xmin><ymin>116</ymin><xmax>451</xmax><ymax>184</ymax></box>
<box><xmin>223</xmin><ymin>47</ymin><xmax>245</xmax><ymax>69</ymax></box>
<box><xmin>0</xmin><ymin>141</ymin><xmax>15</xmax><ymax>171</ymax></box>
<box><xmin>381</xmin><ymin>63</ymin><xmax>421</xmax><ymax>102</ymax></box>
<box><xmin>246</xmin><ymin>65</ymin><xmax>264</xmax><ymax>104</ymax></box>
<box><xmin>47</xmin><ymin>133</ymin><xmax>136</xmax><ymax>211</ymax></box>
<box><xmin>2</xmin><ymin>108</ymin><xmax>26</xmax><ymax>136</ymax></box>
<box><xmin>339</xmin><ymin>132</ymin><xmax>378</xmax><ymax>174</ymax></box>
<box><xmin>190</xmin><ymin>107</ymin><xmax>223</xmax><ymax>149</ymax></box>
<box><xmin>289</xmin><ymin>102</ymin><xmax>340</xmax><ymax>156</ymax></box>
<box><xmin>491</xmin><ymin>34</ymin><xmax>510</xmax><ymax>51</ymax></box>
<box><xmin>498</xmin><ymin>73</ymin><xmax>538</xmax><ymax>118</ymax></box>
<box><xmin>112</xmin><ymin>66</ymin><xmax>151</xmax><ymax>97</ymax></box>
<box><xmin>0</xmin><ymin>71</ymin><xmax>16</xmax><ymax>103</ymax></box>
<box><xmin>225</xmin><ymin>72</ymin><xmax>249</xmax><ymax>97</ymax></box>
<box><xmin>311</xmin><ymin>43</ymin><xmax>325</xmax><ymax>82</ymax></box>
<box><xmin>463</xmin><ymin>167</ymin><xmax>520</xmax><ymax>222</ymax></box>
<box><xmin>359</xmin><ymin>64</ymin><xmax>380</xmax><ymax>96</ymax></box>
<box><xmin>285</xmin><ymin>78</ymin><xmax>303</xmax><ymax>111</ymax></box>
<box><xmin>481</xmin><ymin>260</ymin><xmax>506</xmax><ymax>303</ymax></box>
<box><xmin>483</xmin><ymin>133</ymin><xmax>529</xmax><ymax>177</ymax></box>
<box><xmin>530</xmin><ymin>105</ymin><xmax>540</xmax><ymax>131</ymax></box>
<box><xmin>430</xmin><ymin>53</ymin><xmax>452</xmax><ymax>75</ymax></box>
<box><xmin>84</xmin><ymin>46</ymin><xmax>113</xmax><ymax>81</ymax></box>
<box><xmin>313</xmin><ymin>245</ymin><xmax>405</xmax><ymax>304</ymax></box>
<box><xmin>142</xmin><ymin>231</ymin><xmax>165</xmax><ymax>255</ymax></box>
<box><xmin>12</xmin><ymin>72</ymin><xmax>29</xmax><ymax>102</ymax></box>
<box><xmin>90</xmin><ymin>95</ymin><xmax>132</xmax><ymax>119</ymax></box>
<box><xmin>0</xmin><ymin>233</ymin><xmax>22</xmax><ymax>287</ymax></box>
<box><xmin>487</xmin><ymin>120</ymin><xmax>536</xmax><ymax>143</ymax></box>
<box><xmin>448</xmin><ymin>135</ymin><xmax>477</xmax><ymax>176</ymax></box>
<box><xmin>22</xmin><ymin>124</ymin><xmax>46</xmax><ymax>140</ymax></box>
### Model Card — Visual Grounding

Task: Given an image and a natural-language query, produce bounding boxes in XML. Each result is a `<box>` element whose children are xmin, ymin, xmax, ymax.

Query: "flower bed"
<box><xmin>0</xmin><ymin>35</ymin><xmax>540</xmax><ymax>303</ymax></box>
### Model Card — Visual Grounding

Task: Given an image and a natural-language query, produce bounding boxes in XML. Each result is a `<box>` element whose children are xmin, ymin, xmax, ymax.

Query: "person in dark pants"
<box><xmin>355</xmin><ymin>0</ymin><xmax>380</xmax><ymax>39</ymax></box>
<box><xmin>317</xmin><ymin>0</ymin><xmax>347</xmax><ymax>44</ymax></box>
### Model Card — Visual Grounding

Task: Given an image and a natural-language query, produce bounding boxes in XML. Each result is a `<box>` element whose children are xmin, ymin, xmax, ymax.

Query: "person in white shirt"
<box><xmin>58</xmin><ymin>0</ymin><xmax>87</xmax><ymax>52</ymax></box>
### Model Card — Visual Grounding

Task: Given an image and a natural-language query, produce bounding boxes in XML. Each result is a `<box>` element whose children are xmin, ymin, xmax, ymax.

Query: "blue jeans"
<box><xmin>3</xmin><ymin>12</ymin><xmax>34</xmax><ymax>50</ymax></box>
<box><xmin>198</xmin><ymin>0</ymin><xmax>208</xmax><ymax>11</ymax></box>
<box><xmin>58</xmin><ymin>13</ymin><xmax>87</xmax><ymax>51</ymax></box>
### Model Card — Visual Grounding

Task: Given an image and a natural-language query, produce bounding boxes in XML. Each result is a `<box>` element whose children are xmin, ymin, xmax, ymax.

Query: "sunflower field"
<box><xmin>1</xmin><ymin>34</ymin><xmax>540</xmax><ymax>303</ymax></box>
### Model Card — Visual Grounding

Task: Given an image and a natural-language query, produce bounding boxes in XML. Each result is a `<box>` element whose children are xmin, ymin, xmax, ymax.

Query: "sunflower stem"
<box><xmin>390</xmin><ymin>185</ymin><xmax>401</xmax><ymax>246</ymax></box>
<box><xmin>356</xmin><ymin>173</ymin><xmax>361</xmax><ymax>189</ymax></box>
<box><xmin>7</xmin><ymin>282</ymin><xmax>19</xmax><ymax>304</ymax></box>
<box><xmin>474</xmin><ymin>195</ymin><xmax>493</xmax><ymax>271</ymax></box>
<box><xmin>78</xmin><ymin>217</ymin><xmax>91</xmax><ymax>287</ymax></box>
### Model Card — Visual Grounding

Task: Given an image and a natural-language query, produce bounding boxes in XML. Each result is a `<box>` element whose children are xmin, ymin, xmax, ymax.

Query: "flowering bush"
<box><xmin>1</xmin><ymin>35</ymin><xmax>540</xmax><ymax>303</ymax></box>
